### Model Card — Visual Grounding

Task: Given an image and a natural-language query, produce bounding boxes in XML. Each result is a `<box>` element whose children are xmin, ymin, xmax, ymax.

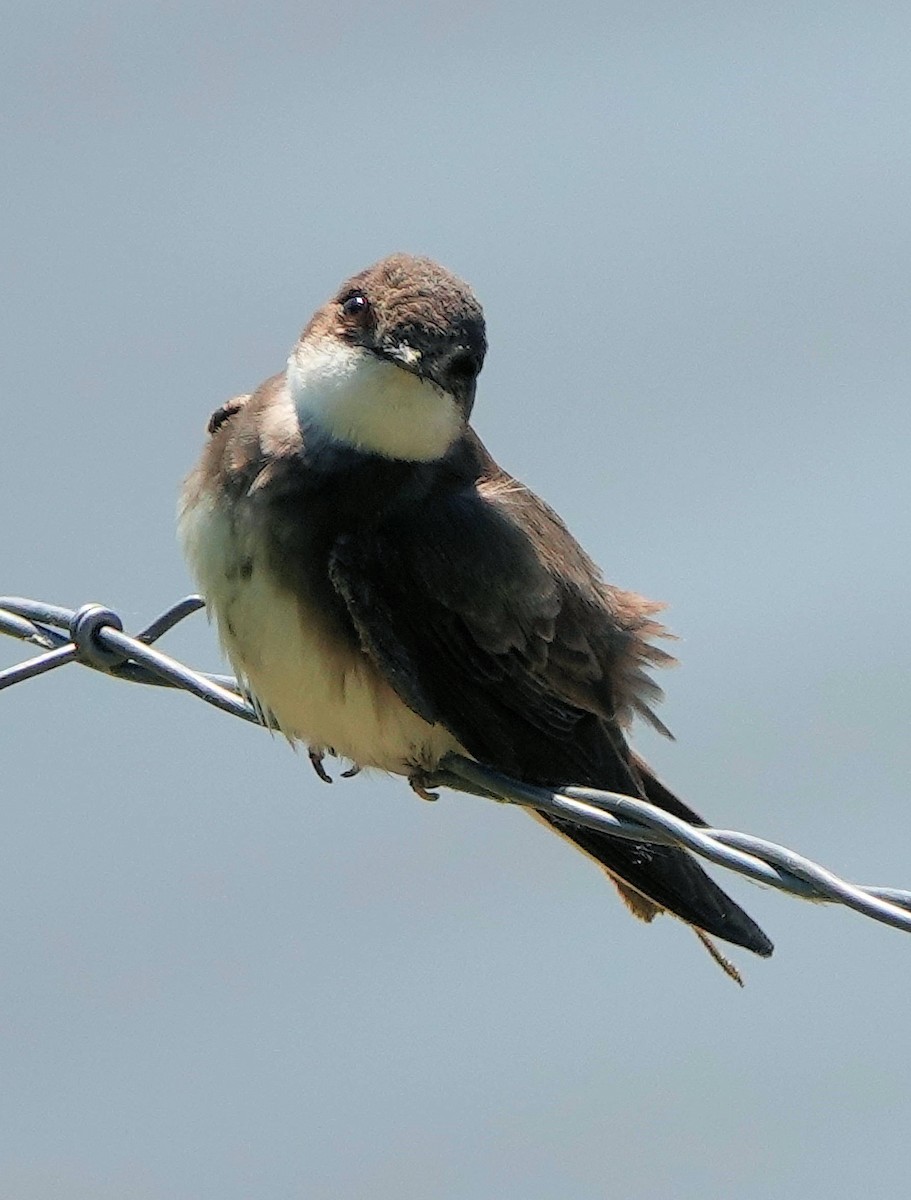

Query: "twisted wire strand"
<box><xmin>3</xmin><ymin>594</ymin><xmax>910</xmax><ymax>935</ymax></box>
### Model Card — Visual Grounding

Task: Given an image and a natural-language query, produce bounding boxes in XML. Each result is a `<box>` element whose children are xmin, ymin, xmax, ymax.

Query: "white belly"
<box><xmin>179</xmin><ymin>494</ymin><xmax>463</xmax><ymax>775</ymax></box>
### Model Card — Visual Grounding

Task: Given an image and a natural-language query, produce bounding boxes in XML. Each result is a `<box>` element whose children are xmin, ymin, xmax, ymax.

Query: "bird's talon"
<box><xmin>341</xmin><ymin>764</ymin><xmax>361</xmax><ymax>778</ymax></box>
<box><xmin>409</xmin><ymin>774</ymin><xmax>439</xmax><ymax>802</ymax></box>
<box><xmin>308</xmin><ymin>748</ymin><xmax>333</xmax><ymax>784</ymax></box>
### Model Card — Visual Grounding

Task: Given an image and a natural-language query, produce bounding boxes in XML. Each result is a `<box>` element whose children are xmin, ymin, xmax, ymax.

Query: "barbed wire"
<box><xmin>3</xmin><ymin>594</ymin><xmax>911</xmax><ymax>937</ymax></box>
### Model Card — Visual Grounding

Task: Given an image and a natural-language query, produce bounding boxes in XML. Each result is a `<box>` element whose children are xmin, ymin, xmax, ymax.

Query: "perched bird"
<box><xmin>180</xmin><ymin>253</ymin><xmax>772</xmax><ymax>979</ymax></box>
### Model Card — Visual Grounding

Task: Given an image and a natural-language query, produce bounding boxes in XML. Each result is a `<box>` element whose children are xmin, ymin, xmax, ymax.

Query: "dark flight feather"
<box><xmin>328</xmin><ymin>434</ymin><xmax>773</xmax><ymax>960</ymax></box>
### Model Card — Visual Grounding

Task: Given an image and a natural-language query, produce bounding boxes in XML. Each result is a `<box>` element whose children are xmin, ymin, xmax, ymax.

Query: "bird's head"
<box><xmin>287</xmin><ymin>254</ymin><xmax>487</xmax><ymax>461</ymax></box>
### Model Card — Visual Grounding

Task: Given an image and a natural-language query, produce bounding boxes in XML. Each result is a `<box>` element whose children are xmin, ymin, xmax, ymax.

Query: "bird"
<box><xmin>179</xmin><ymin>252</ymin><xmax>772</xmax><ymax>980</ymax></box>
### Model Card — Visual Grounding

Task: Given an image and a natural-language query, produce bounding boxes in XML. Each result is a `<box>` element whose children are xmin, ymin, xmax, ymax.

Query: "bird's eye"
<box><xmin>341</xmin><ymin>293</ymin><xmax>369</xmax><ymax>317</ymax></box>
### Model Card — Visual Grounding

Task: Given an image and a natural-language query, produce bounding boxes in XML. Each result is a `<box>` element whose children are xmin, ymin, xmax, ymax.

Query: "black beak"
<box><xmin>379</xmin><ymin>338</ymin><xmax>482</xmax><ymax>407</ymax></box>
<box><xmin>428</xmin><ymin>344</ymin><xmax>483</xmax><ymax>394</ymax></box>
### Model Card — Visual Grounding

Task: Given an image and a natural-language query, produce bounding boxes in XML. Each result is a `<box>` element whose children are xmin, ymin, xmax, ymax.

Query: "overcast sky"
<box><xmin>3</xmin><ymin>3</ymin><xmax>911</xmax><ymax>1197</ymax></box>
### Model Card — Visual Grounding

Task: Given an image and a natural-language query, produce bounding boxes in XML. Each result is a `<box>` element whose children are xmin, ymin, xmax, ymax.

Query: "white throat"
<box><xmin>286</xmin><ymin>336</ymin><xmax>462</xmax><ymax>461</ymax></box>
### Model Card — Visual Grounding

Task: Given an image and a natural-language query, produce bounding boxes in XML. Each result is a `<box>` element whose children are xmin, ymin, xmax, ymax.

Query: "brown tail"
<box><xmin>537</xmin><ymin>755</ymin><xmax>773</xmax><ymax>966</ymax></box>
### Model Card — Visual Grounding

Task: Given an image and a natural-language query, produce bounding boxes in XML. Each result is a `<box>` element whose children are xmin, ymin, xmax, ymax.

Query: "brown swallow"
<box><xmin>180</xmin><ymin>253</ymin><xmax>772</xmax><ymax>978</ymax></box>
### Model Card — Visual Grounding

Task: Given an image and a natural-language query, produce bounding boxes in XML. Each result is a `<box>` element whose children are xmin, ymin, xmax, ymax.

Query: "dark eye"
<box><xmin>341</xmin><ymin>293</ymin><xmax>369</xmax><ymax>317</ymax></box>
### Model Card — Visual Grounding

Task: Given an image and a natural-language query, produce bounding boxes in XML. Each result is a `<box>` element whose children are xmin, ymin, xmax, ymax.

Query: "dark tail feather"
<box><xmin>538</xmin><ymin>757</ymin><xmax>773</xmax><ymax>960</ymax></box>
<box><xmin>541</xmin><ymin>812</ymin><xmax>773</xmax><ymax>956</ymax></box>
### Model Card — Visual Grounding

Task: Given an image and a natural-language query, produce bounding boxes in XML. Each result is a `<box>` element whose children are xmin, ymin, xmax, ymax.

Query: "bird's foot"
<box><xmin>308</xmin><ymin>747</ymin><xmax>334</xmax><ymax>784</ymax></box>
<box><xmin>308</xmin><ymin>747</ymin><xmax>362</xmax><ymax>784</ymax></box>
<box><xmin>408</xmin><ymin>771</ymin><xmax>439</xmax><ymax>802</ymax></box>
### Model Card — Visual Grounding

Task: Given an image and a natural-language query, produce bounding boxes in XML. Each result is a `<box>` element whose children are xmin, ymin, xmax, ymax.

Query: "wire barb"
<box><xmin>3</xmin><ymin>594</ymin><xmax>911</xmax><ymax>937</ymax></box>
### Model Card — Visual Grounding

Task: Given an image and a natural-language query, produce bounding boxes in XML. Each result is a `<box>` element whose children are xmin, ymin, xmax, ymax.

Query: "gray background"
<box><xmin>3</xmin><ymin>3</ymin><xmax>910</xmax><ymax>1197</ymax></box>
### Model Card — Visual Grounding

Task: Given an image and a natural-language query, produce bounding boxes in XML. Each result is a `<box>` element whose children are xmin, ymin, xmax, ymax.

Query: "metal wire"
<box><xmin>3</xmin><ymin>593</ymin><xmax>911</xmax><ymax>936</ymax></box>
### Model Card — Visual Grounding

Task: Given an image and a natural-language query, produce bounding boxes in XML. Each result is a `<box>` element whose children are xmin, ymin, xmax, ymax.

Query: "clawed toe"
<box><xmin>308</xmin><ymin>748</ymin><xmax>334</xmax><ymax>784</ymax></box>
<box><xmin>409</xmin><ymin>772</ymin><xmax>439</xmax><ymax>802</ymax></box>
<box><xmin>308</xmin><ymin>747</ymin><xmax>363</xmax><ymax>784</ymax></box>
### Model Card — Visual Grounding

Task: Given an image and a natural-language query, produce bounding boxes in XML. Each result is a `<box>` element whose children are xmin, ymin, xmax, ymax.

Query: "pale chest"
<box><xmin>178</xmin><ymin>492</ymin><xmax>462</xmax><ymax>775</ymax></box>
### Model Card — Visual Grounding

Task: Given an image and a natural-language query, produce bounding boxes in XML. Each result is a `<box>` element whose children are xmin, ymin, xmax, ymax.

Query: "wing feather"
<box><xmin>325</xmin><ymin>449</ymin><xmax>773</xmax><ymax>961</ymax></box>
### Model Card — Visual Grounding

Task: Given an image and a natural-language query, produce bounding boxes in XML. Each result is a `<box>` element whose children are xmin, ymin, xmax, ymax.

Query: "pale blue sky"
<box><xmin>3</xmin><ymin>3</ymin><xmax>911</xmax><ymax>1197</ymax></box>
